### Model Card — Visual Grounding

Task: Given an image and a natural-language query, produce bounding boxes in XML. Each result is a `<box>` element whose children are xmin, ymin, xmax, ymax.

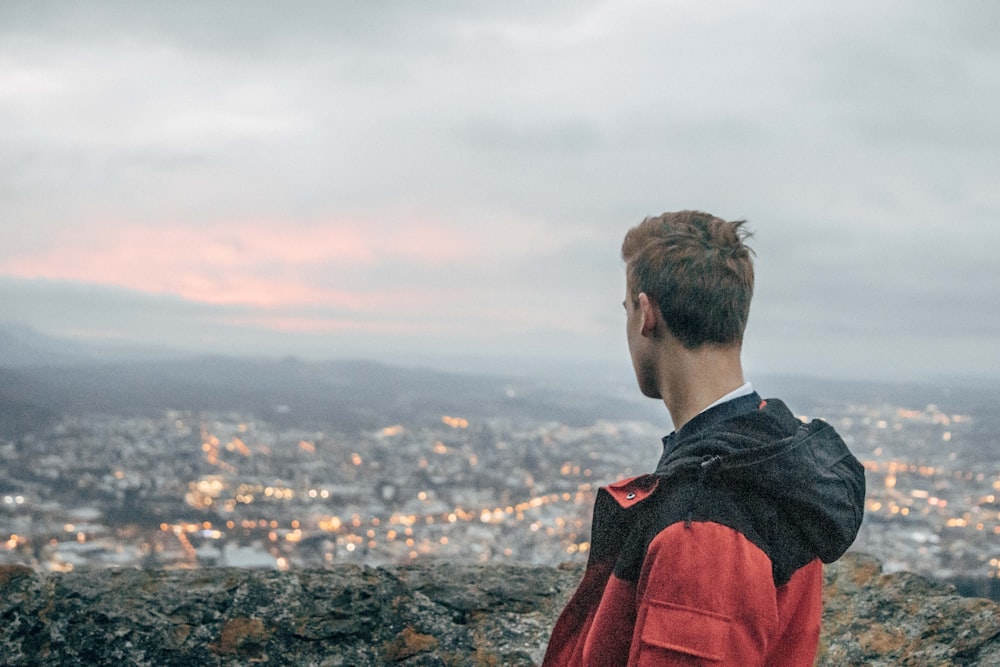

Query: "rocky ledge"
<box><xmin>2</xmin><ymin>552</ymin><xmax>1000</xmax><ymax>666</ymax></box>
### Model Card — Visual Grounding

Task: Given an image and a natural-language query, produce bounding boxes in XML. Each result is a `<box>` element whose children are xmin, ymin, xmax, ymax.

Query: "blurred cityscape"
<box><xmin>3</xmin><ymin>379</ymin><xmax>1000</xmax><ymax>601</ymax></box>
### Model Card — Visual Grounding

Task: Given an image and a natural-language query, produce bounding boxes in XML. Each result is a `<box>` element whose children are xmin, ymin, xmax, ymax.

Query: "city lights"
<box><xmin>1</xmin><ymin>398</ymin><xmax>995</xmax><ymax>589</ymax></box>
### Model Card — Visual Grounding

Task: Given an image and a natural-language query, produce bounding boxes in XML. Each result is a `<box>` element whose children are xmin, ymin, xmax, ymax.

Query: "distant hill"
<box><xmin>0</xmin><ymin>324</ymin><xmax>666</xmax><ymax>436</ymax></box>
<box><xmin>0</xmin><ymin>355</ymin><xmax>664</xmax><ymax>430</ymax></box>
<box><xmin>0</xmin><ymin>323</ymin><xmax>97</xmax><ymax>367</ymax></box>
<box><xmin>2</xmin><ymin>323</ymin><xmax>996</xmax><ymax>440</ymax></box>
<box><xmin>0</xmin><ymin>322</ymin><xmax>181</xmax><ymax>368</ymax></box>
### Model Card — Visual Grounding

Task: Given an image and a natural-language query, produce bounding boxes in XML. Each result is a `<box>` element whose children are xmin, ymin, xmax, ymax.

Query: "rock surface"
<box><xmin>820</xmin><ymin>553</ymin><xmax>1000</xmax><ymax>666</ymax></box>
<box><xmin>2</xmin><ymin>553</ymin><xmax>999</xmax><ymax>665</ymax></box>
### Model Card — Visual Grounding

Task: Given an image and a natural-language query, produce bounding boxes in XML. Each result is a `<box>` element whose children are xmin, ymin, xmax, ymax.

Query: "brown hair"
<box><xmin>622</xmin><ymin>210</ymin><xmax>755</xmax><ymax>349</ymax></box>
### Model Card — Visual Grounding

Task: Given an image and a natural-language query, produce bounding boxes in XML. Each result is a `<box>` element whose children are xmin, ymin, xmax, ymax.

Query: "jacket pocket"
<box><xmin>637</xmin><ymin>600</ymin><xmax>731</xmax><ymax>664</ymax></box>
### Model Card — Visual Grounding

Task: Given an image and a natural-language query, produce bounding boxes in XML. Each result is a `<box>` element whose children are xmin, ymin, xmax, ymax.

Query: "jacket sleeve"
<box><xmin>627</xmin><ymin>521</ymin><xmax>783</xmax><ymax>666</ymax></box>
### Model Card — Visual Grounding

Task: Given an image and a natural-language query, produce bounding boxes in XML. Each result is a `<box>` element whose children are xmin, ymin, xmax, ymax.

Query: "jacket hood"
<box><xmin>656</xmin><ymin>398</ymin><xmax>867</xmax><ymax>568</ymax></box>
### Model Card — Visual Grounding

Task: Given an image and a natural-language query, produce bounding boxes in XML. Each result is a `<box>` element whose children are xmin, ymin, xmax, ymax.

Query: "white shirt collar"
<box><xmin>700</xmin><ymin>381</ymin><xmax>754</xmax><ymax>414</ymax></box>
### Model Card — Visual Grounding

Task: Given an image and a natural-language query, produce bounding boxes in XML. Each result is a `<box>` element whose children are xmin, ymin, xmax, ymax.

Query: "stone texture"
<box><xmin>1</xmin><ymin>553</ymin><xmax>999</xmax><ymax>665</ymax></box>
<box><xmin>817</xmin><ymin>552</ymin><xmax>1000</xmax><ymax>666</ymax></box>
<box><xmin>0</xmin><ymin>561</ymin><xmax>575</xmax><ymax>666</ymax></box>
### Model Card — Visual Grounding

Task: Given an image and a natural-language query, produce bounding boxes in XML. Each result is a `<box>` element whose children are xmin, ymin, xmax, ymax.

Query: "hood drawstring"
<box><xmin>685</xmin><ymin>455</ymin><xmax>722</xmax><ymax>528</ymax></box>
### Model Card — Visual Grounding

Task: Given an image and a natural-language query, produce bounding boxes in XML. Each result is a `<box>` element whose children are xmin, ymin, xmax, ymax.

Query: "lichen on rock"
<box><xmin>1</xmin><ymin>554</ymin><xmax>999</xmax><ymax>666</ymax></box>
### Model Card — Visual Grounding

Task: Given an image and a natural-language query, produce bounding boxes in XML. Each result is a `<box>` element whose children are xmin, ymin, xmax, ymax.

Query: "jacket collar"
<box><xmin>657</xmin><ymin>390</ymin><xmax>763</xmax><ymax>467</ymax></box>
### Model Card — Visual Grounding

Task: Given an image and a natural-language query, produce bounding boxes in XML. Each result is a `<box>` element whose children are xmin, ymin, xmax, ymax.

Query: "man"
<box><xmin>542</xmin><ymin>211</ymin><xmax>865</xmax><ymax>666</ymax></box>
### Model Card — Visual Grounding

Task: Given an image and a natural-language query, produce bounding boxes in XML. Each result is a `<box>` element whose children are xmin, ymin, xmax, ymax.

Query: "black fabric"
<box><xmin>586</xmin><ymin>488</ymin><xmax>637</xmax><ymax>566</ymax></box>
<box><xmin>612</xmin><ymin>398</ymin><xmax>866</xmax><ymax>586</ymax></box>
<box><xmin>658</xmin><ymin>390</ymin><xmax>764</xmax><ymax>464</ymax></box>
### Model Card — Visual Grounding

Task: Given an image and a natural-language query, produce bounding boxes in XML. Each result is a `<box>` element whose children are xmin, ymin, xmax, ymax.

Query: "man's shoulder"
<box><xmin>677</xmin><ymin>395</ymin><xmax>801</xmax><ymax>447</ymax></box>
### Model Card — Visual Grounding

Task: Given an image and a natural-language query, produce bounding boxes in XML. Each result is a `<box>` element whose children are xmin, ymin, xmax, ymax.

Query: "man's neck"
<box><xmin>659</xmin><ymin>342</ymin><xmax>746</xmax><ymax>432</ymax></box>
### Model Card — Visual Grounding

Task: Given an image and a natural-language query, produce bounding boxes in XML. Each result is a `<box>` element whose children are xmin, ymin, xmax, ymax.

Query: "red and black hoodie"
<box><xmin>542</xmin><ymin>394</ymin><xmax>866</xmax><ymax>666</ymax></box>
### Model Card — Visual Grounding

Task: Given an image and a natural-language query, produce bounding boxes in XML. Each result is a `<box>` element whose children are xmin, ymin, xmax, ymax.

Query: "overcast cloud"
<box><xmin>1</xmin><ymin>0</ymin><xmax>998</xmax><ymax>382</ymax></box>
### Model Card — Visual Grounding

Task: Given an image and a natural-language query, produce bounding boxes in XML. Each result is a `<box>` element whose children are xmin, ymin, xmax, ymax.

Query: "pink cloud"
<box><xmin>221</xmin><ymin>315</ymin><xmax>415</xmax><ymax>334</ymax></box>
<box><xmin>0</xmin><ymin>217</ymin><xmax>474</xmax><ymax>309</ymax></box>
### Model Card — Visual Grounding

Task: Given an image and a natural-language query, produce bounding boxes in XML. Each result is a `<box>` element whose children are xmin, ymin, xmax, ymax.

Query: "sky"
<box><xmin>1</xmin><ymin>0</ymin><xmax>998</xmax><ymax>383</ymax></box>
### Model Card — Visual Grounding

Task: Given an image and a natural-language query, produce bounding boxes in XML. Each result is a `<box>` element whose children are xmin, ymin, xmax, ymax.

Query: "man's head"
<box><xmin>622</xmin><ymin>210</ymin><xmax>755</xmax><ymax>350</ymax></box>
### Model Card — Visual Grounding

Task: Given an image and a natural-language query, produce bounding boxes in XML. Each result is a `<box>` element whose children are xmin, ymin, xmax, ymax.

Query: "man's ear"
<box><xmin>637</xmin><ymin>293</ymin><xmax>658</xmax><ymax>337</ymax></box>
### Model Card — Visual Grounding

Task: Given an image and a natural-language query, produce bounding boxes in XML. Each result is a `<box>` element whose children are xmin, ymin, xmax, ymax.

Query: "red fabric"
<box><xmin>543</xmin><ymin>560</ymin><xmax>614</xmax><ymax>666</ymax></box>
<box><xmin>544</xmin><ymin>521</ymin><xmax>823</xmax><ymax>666</ymax></box>
<box><xmin>584</xmin><ymin>575</ymin><xmax>638</xmax><ymax>665</ymax></box>
<box><xmin>605</xmin><ymin>475</ymin><xmax>660</xmax><ymax>507</ymax></box>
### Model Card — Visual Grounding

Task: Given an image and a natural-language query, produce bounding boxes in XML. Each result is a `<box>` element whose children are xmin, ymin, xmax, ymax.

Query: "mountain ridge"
<box><xmin>3</xmin><ymin>323</ymin><xmax>997</xmax><ymax>439</ymax></box>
